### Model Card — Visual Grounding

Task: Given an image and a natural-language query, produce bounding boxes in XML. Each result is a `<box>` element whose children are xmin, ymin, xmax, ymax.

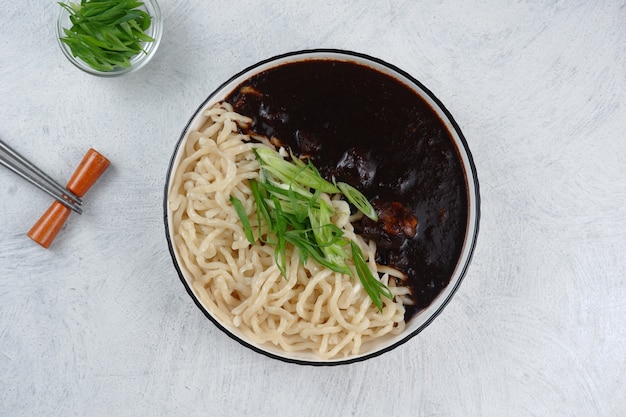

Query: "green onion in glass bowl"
<box><xmin>56</xmin><ymin>0</ymin><xmax>163</xmax><ymax>77</ymax></box>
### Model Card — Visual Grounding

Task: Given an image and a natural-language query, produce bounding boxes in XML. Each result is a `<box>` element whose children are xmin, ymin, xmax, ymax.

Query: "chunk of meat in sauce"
<box><xmin>332</xmin><ymin>147</ymin><xmax>377</xmax><ymax>188</ymax></box>
<box><xmin>357</xmin><ymin>199</ymin><xmax>418</xmax><ymax>250</ymax></box>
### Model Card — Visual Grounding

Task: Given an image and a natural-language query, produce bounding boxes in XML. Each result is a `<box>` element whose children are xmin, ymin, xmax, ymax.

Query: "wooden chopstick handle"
<box><xmin>27</xmin><ymin>202</ymin><xmax>72</xmax><ymax>249</ymax></box>
<box><xmin>66</xmin><ymin>149</ymin><xmax>110</xmax><ymax>197</ymax></box>
<box><xmin>28</xmin><ymin>149</ymin><xmax>110</xmax><ymax>248</ymax></box>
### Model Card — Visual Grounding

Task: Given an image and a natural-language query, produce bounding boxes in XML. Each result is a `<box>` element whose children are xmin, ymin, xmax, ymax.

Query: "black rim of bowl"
<box><xmin>163</xmin><ymin>48</ymin><xmax>481</xmax><ymax>366</ymax></box>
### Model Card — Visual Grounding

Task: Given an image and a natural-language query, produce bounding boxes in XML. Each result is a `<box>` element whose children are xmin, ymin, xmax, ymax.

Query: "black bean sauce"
<box><xmin>225</xmin><ymin>59</ymin><xmax>468</xmax><ymax>320</ymax></box>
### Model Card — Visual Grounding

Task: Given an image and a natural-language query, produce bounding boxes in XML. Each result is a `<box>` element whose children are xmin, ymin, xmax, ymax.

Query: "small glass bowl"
<box><xmin>56</xmin><ymin>0</ymin><xmax>163</xmax><ymax>77</ymax></box>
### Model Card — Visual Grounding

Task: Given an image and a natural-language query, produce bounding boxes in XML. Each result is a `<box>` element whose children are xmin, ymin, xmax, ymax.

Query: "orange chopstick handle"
<box><xmin>66</xmin><ymin>149</ymin><xmax>111</xmax><ymax>197</ymax></box>
<box><xmin>27</xmin><ymin>148</ymin><xmax>110</xmax><ymax>248</ymax></box>
<box><xmin>27</xmin><ymin>202</ymin><xmax>71</xmax><ymax>249</ymax></box>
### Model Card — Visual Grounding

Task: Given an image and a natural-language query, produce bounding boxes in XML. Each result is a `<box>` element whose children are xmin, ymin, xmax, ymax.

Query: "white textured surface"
<box><xmin>1</xmin><ymin>1</ymin><xmax>625</xmax><ymax>416</ymax></box>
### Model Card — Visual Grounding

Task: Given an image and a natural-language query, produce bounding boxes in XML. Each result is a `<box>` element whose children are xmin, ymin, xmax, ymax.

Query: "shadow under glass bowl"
<box><xmin>56</xmin><ymin>0</ymin><xmax>163</xmax><ymax>77</ymax></box>
<box><xmin>164</xmin><ymin>49</ymin><xmax>480</xmax><ymax>365</ymax></box>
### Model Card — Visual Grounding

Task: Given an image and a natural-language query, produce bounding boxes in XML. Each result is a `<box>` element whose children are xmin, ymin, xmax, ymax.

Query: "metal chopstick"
<box><xmin>0</xmin><ymin>139</ymin><xmax>83</xmax><ymax>214</ymax></box>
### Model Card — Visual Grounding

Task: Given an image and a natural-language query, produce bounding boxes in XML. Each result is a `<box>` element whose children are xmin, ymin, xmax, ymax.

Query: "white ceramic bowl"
<box><xmin>164</xmin><ymin>49</ymin><xmax>480</xmax><ymax>365</ymax></box>
<box><xmin>56</xmin><ymin>0</ymin><xmax>163</xmax><ymax>77</ymax></box>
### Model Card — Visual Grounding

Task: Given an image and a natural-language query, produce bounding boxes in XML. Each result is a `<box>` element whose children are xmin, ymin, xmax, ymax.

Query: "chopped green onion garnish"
<box><xmin>254</xmin><ymin>147</ymin><xmax>339</xmax><ymax>194</ymax></box>
<box><xmin>336</xmin><ymin>181</ymin><xmax>378</xmax><ymax>221</ymax></box>
<box><xmin>58</xmin><ymin>0</ymin><xmax>154</xmax><ymax>72</ymax></box>
<box><xmin>231</xmin><ymin>146</ymin><xmax>392</xmax><ymax>311</ymax></box>
<box><xmin>230</xmin><ymin>196</ymin><xmax>254</xmax><ymax>244</ymax></box>
<box><xmin>350</xmin><ymin>241</ymin><xmax>394</xmax><ymax>311</ymax></box>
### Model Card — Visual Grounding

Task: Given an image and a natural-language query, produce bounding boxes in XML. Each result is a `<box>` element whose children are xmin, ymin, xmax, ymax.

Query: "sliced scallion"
<box><xmin>58</xmin><ymin>0</ymin><xmax>154</xmax><ymax>72</ymax></box>
<box><xmin>231</xmin><ymin>146</ymin><xmax>392</xmax><ymax>311</ymax></box>
<box><xmin>230</xmin><ymin>196</ymin><xmax>254</xmax><ymax>244</ymax></box>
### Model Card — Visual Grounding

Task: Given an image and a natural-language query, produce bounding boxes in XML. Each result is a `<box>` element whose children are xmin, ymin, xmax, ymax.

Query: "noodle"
<box><xmin>169</xmin><ymin>102</ymin><xmax>410</xmax><ymax>359</ymax></box>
